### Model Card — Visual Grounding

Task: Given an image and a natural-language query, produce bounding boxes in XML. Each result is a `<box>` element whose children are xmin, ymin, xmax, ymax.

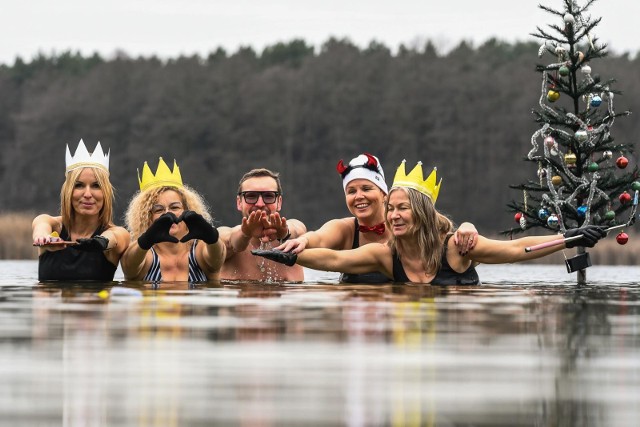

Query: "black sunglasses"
<box><xmin>238</xmin><ymin>191</ymin><xmax>280</xmax><ymax>204</ymax></box>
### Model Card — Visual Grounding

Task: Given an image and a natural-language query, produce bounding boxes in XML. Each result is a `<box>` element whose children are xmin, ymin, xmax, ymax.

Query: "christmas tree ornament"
<box><xmin>575</xmin><ymin>51</ymin><xmax>585</xmax><ymax>62</ymax></box>
<box><xmin>590</xmin><ymin>95</ymin><xmax>602</xmax><ymax>107</ymax></box>
<box><xmin>559</xmin><ymin>65</ymin><xmax>570</xmax><ymax>77</ymax></box>
<box><xmin>563</xmin><ymin>13</ymin><xmax>575</xmax><ymax>25</ymax></box>
<box><xmin>514</xmin><ymin>212</ymin><xmax>523</xmax><ymax>223</ymax></box>
<box><xmin>519</xmin><ymin>216</ymin><xmax>527</xmax><ymax>230</ymax></box>
<box><xmin>577</xmin><ymin>205</ymin><xmax>588</xmax><ymax>217</ymax></box>
<box><xmin>544</xmin><ymin>136</ymin><xmax>556</xmax><ymax>147</ymax></box>
<box><xmin>546</xmin><ymin>214</ymin><xmax>559</xmax><ymax>228</ymax></box>
<box><xmin>538</xmin><ymin>208</ymin><xmax>550</xmax><ymax>220</ymax></box>
<box><xmin>619</xmin><ymin>191</ymin><xmax>632</xmax><ymax>204</ymax></box>
<box><xmin>587</xmin><ymin>162</ymin><xmax>599</xmax><ymax>172</ymax></box>
<box><xmin>581</xmin><ymin>65</ymin><xmax>592</xmax><ymax>75</ymax></box>
<box><xmin>547</xmin><ymin>90</ymin><xmax>560</xmax><ymax>102</ymax></box>
<box><xmin>564</xmin><ymin>152</ymin><xmax>577</xmax><ymax>165</ymax></box>
<box><xmin>616</xmin><ymin>232</ymin><xmax>629</xmax><ymax>245</ymax></box>
<box><xmin>537</xmin><ymin>168</ymin><xmax>547</xmax><ymax>179</ymax></box>
<box><xmin>575</xmin><ymin>129</ymin><xmax>588</xmax><ymax>142</ymax></box>
<box><xmin>604</xmin><ymin>210</ymin><xmax>615</xmax><ymax>221</ymax></box>
<box><xmin>554</xmin><ymin>46</ymin><xmax>567</xmax><ymax>57</ymax></box>
<box><xmin>616</xmin><ymin>156</ymin><xmax>629</xmax><ymax>169</ymax></box>
<box><xmin>632</xmin><ymin>181</ymin><xmax>640</xmax><ymax>191</ymax></box>
<box><xmin>551</xmin><ymin>175</ymin><xmax>563</xmax><ymax>186</ymax></box>
<box><xmin>602</xmin><ymin>150</ymin><xmax>613</xmax><ymax>159</ymax></box>
<box><xmin>550</xmin><ymin>147</ymin><xmax>559</xmax><ymax>156</ymax></box>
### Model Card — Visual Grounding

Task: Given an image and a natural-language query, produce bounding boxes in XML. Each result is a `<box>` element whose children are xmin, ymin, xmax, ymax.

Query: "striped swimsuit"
<box><xmin>143</xmin><ymin>241</ymin><xmax>208</xmax><ymax>283</ymax></box>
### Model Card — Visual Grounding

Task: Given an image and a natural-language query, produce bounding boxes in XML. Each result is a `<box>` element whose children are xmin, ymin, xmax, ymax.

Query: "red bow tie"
<box><xmin>358</xmin><ymin>223</ymin><xmax>385</xmax><ymax>235</ymax></box>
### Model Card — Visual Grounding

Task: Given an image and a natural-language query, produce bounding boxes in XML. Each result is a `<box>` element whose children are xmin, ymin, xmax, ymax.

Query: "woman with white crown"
<box><xmin>276</xmin><ymin>153</ymin><xmax>479</xmax><ymax>283</ymax></box>
<box><xmin>254</xmin><ymin>159</ymin><xmax>608</xmax><ymax>284</ymax></box>
<box><xmin>33</xmin><ymin>139</ymin><xmax>131</xmax><ymax>281</ymax></box>
<box><xmin>121</xmin><ymin>158</ymin><xmax>225</xmax><ymax>283</ymax></box>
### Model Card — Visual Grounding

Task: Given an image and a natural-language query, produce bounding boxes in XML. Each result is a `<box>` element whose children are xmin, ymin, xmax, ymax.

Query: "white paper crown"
<box><xmin>65</xmin><ymin>139</ymin><xmax>110</xmax><ymax>174</ymax></box>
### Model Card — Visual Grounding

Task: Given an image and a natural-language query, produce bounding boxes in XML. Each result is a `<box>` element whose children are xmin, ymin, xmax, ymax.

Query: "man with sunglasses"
<box><xmin>219</xmin><ymin>168</ymin><xmax>307</xmax><ymax>281</ymax></box>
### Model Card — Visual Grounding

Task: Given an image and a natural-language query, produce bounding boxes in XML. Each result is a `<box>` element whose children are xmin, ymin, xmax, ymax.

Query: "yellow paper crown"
<box><xmin>392</xmin><ymin>160</ymin><xmax>442</xmax><ymax>203</ymax></box>
<box><xmin>138</xmin><ymin>157</ymin><xmax>183</xmax><ymax>191</ymax></box>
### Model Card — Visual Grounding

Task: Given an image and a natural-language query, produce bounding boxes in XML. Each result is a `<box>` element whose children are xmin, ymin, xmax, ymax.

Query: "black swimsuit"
<box><xmin>38</xmin><ymin>225</ymin><xmax>117</xmax><ymax>281</ymax></box>
<box><xmin>392</xmin><ymin>234</ymin><xmax>480</xmax><ymax>285</ymax></box>
<box><xmin>339</xmin><ymin>218</ymin><xmax>391</xmax><ymax>284</ymax></box>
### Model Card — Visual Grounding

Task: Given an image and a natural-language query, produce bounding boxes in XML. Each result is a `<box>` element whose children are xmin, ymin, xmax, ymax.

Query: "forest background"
<box><xmin>1</xmin><ymin>38</ymin><xmax>638</xmax><ymax>259</ymax></box>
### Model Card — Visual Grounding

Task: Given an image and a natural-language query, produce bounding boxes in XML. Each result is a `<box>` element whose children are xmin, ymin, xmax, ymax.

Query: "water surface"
<box><xmin>0</xmin><ymin>261</ymin><xmax>639</xmax><ymax>426</ymax></box>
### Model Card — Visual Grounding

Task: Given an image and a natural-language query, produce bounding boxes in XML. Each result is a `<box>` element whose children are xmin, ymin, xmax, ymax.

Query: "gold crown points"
<box><xmin>65</xmin><ymin>139</ymin><xmax>110</xmax><ymax>174</ymax></box>
<box><xmin>138</xmin><ymin>157</ymin><xmax>183</xmax><ymax>191</ymax></box>
<box><xmin>392</xmin><ymin>159</ymin><xmax>442</xmax><ymax>203</ymax></box>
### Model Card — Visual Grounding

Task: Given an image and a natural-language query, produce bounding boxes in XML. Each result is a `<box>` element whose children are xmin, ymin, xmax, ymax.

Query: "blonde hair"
<box><xmin>386</xmin><ymin>187</ymin><xmax>453</xmax><ymax>275</ymax></box>
<box><xmin>60</xmin><ymin>167</ymin><xmax>114</xmax><ymax>231</ymax></box>
<box><xmin>125</xmin><ymin>185</ymin><xmax>212</xmax><ymax>240</ymax></box>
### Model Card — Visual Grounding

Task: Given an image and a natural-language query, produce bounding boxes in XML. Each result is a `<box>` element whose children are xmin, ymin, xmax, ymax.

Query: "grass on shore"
<box><xmin>0</xmin><ymin>212</ymin><xmax>38</xmax><ymax>260</ymax></box>
<box><xmin>1</xmin><ymin>212</ymin><xmax>638</xmax><ymax>264</ymax></box>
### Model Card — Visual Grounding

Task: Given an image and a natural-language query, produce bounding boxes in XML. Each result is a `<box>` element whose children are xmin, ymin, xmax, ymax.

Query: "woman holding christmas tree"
<box><xmin>255</xmin><ymin>159</ymin><xmax>607</xmax><ymax>284</ymax></box>
<box><xmin>32</xmin><ymin>139</ymin><xmax>130</xmax><ymax>281</ymax></box>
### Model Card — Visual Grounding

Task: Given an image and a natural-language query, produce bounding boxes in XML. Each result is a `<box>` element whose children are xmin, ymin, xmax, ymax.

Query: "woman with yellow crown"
<box><xmin>32</xmin><ymin>139</ymin><xmax>131</xmax><ymax>281</ymax></box>
<box><xmin>275</xmin><ymin>153</ymin><xmax>479</xmax><ymax>283</ymax></box>
<box><xmin>254</xmin><ymin>159</ymin><xmax>608</xmax><ymax>284</ymax></box>
<box><xmin>121</xmin><ymin>158</ymin><xmax>225</xmax><ymax>283</ymax></box>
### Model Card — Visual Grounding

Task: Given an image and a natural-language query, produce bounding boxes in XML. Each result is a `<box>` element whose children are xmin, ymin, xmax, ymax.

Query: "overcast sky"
<box><xmin>2</xmin><ymin>0</ymin><xmax>638</xmax><ymax>65</ymax></box>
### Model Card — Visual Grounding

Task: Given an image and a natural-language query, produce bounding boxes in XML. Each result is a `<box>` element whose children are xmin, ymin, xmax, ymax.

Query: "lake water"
<box><xmin>0</xmin><ymin>260</ymin><xmax>639</xmax><ymax>426</ymax></box>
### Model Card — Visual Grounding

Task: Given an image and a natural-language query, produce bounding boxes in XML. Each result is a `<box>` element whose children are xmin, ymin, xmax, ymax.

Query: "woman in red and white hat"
<box><xmin>277</xmin><ymin>153</ymin><xmax>478</xmax><ymax>283</ymax></box>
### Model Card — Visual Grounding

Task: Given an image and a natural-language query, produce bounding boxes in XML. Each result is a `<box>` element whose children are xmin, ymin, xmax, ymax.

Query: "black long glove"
<box><xmin>251</xmin><ymin>249</ymin><xmax>297</xmax><ymax>266</ymax></box>
<box><xmin>564</xmin><ymin>225</ymin><xmax>608</xmax><ymax>248</ymax></box>
<box><xmin>75</xmin><ymin>236</ymin><xmax>109</xmax><ymax>252</ymax></box>
<box><xmin>137</xmin><ymin>212</ymin><xmax>179</xmax><ymax>250</ymax></box>
<box><xmin>179</xmin><ymin>211</ymin><xmax>219</xmax><ymax>244</ymax></box>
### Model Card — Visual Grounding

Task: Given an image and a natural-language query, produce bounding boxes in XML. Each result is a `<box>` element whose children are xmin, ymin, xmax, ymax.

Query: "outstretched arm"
<box><xmin>32</xmin><ymin>215</ymin><xmax>67</xmax><ymax>253</ymax></box>
<box><xmin>464</xmin><ymin>226</ymin><xmax>607</xmax><ymax>264</ymax></box>
<box><xmin>277</xmin><ymin>218</ymin><xmax>353</xmax><ymax>254</ymax></box>
<box><xmin>254</xmin><ymin>243</ymin><xmax>393</xmax><ymax>278</ymax></box>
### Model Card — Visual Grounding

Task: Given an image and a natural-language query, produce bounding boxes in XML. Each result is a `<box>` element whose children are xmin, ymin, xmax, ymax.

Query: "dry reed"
<box><xmin>0</xmin><ymin>212</ymin><xmax>38</xmax><ymax>260</ymax></box>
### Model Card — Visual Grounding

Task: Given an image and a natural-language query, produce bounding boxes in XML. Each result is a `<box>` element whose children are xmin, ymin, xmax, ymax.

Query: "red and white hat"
<box><xmin>337</xmin><ymin>153</ymin><xmax>388</xmax><ymax>194</ymax></box>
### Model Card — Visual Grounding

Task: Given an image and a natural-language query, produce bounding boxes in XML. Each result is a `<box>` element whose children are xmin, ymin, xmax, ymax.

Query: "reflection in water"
<box><xmin>0</xmin><ymin>265</ymin><xmax>639</xmax><ymax>426</ymax></box>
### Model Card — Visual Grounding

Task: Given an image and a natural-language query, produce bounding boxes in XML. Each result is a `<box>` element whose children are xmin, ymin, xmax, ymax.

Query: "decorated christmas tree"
<box><xmin>505</xmin><ymin>0</ymin><xmax>639</xmax><ymax>283</ymax></box>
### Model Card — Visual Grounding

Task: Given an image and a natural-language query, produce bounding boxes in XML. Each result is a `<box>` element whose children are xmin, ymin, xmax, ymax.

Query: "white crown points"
<box><xmin>65</xmin><ymin>139</ymin><xmax>110</xmax><ymax>174</ymax></box>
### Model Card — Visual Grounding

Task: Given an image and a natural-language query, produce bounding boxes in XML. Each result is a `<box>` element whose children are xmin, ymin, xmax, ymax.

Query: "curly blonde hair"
<box><xmin>60</xmin><ymin>167</ymin><xmax>114</xmax><ymax>231</ymax></box>
<box><xmin>125</xmin><ymin>185</ymin><xmax>212</xmax><ymax>240</ymax></box>
<box><xmin>386</xmin><ymin>187</ymin><xmax>453</xmax><ymax>275</ymax></box>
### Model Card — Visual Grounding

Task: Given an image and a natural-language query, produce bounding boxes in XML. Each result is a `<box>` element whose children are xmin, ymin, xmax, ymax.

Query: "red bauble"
<box><xmin>616</xmin><ymin>156</ymin><xmax>629</xmax><ymax>169</ymax></box>
<box><xmin>619</xmin><ymin>191</ymin><xmax>632</xmax><ymax>204</ymax></box>
<box><xmin>616</xmin><ymin>232</ymin><xmax>629</xmax><ymax>245</ymax></box>
<box><xmin>514</xmin><ymin>212</ymin><xmax>523</xmax><ymax>223</ymax></box>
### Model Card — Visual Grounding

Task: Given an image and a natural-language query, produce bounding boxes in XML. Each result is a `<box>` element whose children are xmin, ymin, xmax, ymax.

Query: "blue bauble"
<box><xmin>547</xmin><ymin>214</ymin><xmax>559</xmax><ymax>228</ymax></box>
<box><xmin>590</xmin><ymin>95</ymin><xmax>602</xmax><ymax>107</ymax></box>
<box><xmin>577</xmin><ymin>205</ymin><xmax>588</xmax><ymax>218</ymax></box>
<box><xmin>538</xmin><ymin>208</ymin><xmax>550</xmax><ymax>220</ymax></box>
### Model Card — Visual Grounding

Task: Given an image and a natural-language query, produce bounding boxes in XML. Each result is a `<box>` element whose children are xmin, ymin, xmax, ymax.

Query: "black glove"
<box><xmin>75</xmin><ymin>236</ymin><xmax>109</xmax><ymax>252</ymax></box>
<box><xmin>179</xmin><ymin>211</ymin><xmax>219</xmax><ymax>244</ymax></box>
<box><xmin>251</xmin><ymin>249</ymin><xmax>297</xmax><ymax>266</ymax></box>
<box><xmin>564</xmin><ymin>225</ymin><xmax>608</xmax><ymax>248</ymax></box>
<box><xmin>138</xmin><ymin>212</ymin><xmax>179</xmax><ymax>250</ymax></box>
